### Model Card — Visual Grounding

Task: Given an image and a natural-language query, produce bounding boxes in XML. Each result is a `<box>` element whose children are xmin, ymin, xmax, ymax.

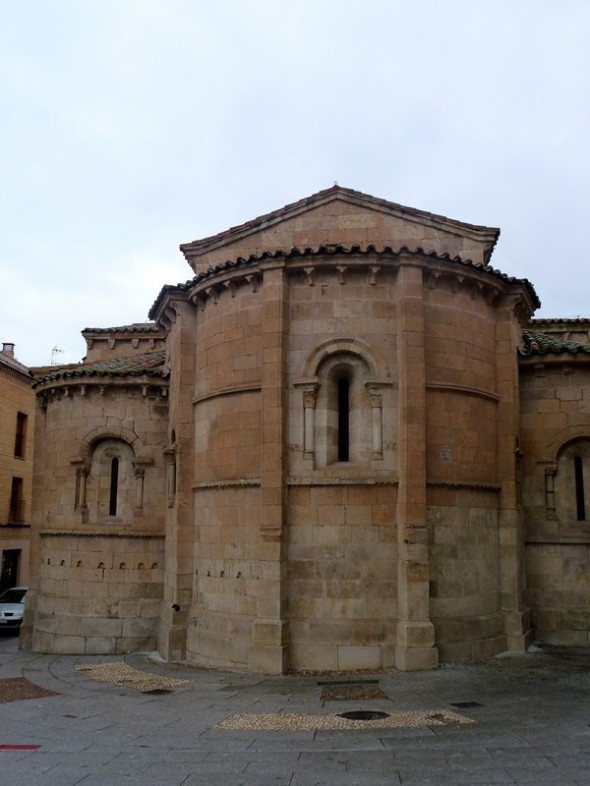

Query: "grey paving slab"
<box><xmin>2</xmin><ymin>639</ymin><xmax>590</xmax><ymax>785</ymax></box>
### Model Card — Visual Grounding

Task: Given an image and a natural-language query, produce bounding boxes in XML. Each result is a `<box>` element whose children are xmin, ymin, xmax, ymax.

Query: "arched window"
<box><xmin>315</xmin><ymin>355</ymin><xmax>372</xmax><ymax>468</ymax></box>
<box><xmin>574</xmin><ymin>455</ymin><xmax>586</xmax><ymax>521</ymax></box>
<box><xmin>337</xmin><ymin>376</ymin><xmax>350</xmax><ymax>462</ymax></box>
<box><xmin>109</xmin><ymin>457</ymin><xmax>119</xmax><ymax>516</ymax></box>
<box><xmin>85</xmin><ymin>439</ymin><xmax>137</xmax><ymax>523</ymax></box>
<box><xmin>554</xmin><ymin>438</ymin><xmax>590</xmax><ymax>525</ymax></box>
<box><xmin>296</xmin><ymin>338</ymin><xmax>390</xmax><ymax>472</ymax></box>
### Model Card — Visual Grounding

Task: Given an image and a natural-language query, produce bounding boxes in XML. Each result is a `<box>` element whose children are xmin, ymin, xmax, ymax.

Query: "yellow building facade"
<box><xmin>0</xmin><ymin>343</ymin><xmax>34</xmax><ymax>591</ymax></box>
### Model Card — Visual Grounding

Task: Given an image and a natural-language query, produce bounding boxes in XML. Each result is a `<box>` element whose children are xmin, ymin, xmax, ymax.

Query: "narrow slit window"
<box><xmin>337</xmin><ymin>377</ymin><xmax>350</xmax><ymax>462</ymax></box>
<box><xmin>14</xmin><ymin>412</ymin><xmax>27</xmax><ymax>458</ymax></box>
<box><xmin>8</xmin><ymin>477</ymin><xmax>24</xmax><ymax>523</ymax></box>
<box><xmin>574</xmin><ymin>455</ymin><xmax>585</xmax><ymax>521</ymax></box>
<box><xmin>109</xmin><ymin>457</ymin><xmax>119</xmax><ymax>516</ymax></box>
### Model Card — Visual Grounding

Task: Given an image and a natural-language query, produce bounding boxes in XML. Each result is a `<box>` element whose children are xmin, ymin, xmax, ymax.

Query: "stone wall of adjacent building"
<box><xmin>520</xmin><ymin>356</ymin><xmax>590</xmax><ymax>644</ymax></box>
<box><xmin>23</xmin><ymin>379</ymin><xmax>168</xmax><ymax>654</ymax></box>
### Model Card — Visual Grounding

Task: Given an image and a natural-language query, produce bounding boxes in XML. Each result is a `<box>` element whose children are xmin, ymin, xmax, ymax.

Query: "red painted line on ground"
<box><xmin>0</xmin><ymin>744</ymin><xmax>40</xmax><ymax>751</ymax></box>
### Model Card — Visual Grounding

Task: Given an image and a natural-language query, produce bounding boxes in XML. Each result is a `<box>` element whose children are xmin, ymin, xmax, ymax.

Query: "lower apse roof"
<box><xmin>32</xmin><ymin>350</ymin><xmax>168</xmax><ymax>388</ymax></box>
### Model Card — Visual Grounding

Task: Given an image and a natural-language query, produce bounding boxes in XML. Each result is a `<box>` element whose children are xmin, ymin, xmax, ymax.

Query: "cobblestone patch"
<box><xmin>75</xmin><ymin>662</ymin><xmax>189</xmax><ymax>693</ymax></box>
<box><xmin>216</xmin><ymin>709</ymin><xmax>474</xmax><ymax>731</ymax></box>
<box><xmin>0</xmin><ymin>677</ymin><xmax>58</xmax><ymax>703</ymax></box>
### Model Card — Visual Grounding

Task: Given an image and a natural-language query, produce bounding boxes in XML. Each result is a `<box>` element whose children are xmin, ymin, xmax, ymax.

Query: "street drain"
<box><xmin>144</xmin><ymin>688</ymin><xmax>174</xmax><ymax>695</ymax></box>
<box><xmin>337</xmin><ymin>710</ymin><xmax>390</xmax><ymax>721</ymax></box>
<box><xmin>450</xmin><ymin>701</ymin><xmax>483</xmax><ymax>709</ymax></box>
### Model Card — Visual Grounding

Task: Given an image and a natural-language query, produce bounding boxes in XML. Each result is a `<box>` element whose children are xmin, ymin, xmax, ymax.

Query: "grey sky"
<box><xmin>1</xmin><ymin>0</ymin><xmax>588</xmax><ymax>367</ymax></box>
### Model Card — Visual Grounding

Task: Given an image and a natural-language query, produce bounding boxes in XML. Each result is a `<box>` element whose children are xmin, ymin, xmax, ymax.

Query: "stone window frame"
<box><xmin>543</xmin><ymin>430</ymin><xmax>590</xmax><ymax>526</ymax></box>
<box><xmin>294</xmin><ymin>338</ymin><xmax>391</xmax><ymax>469</ymax></box>
<box><xmin>71</xmin><ymin>427</ymin><xmax>154</xmax><ymax>524</ymax></box>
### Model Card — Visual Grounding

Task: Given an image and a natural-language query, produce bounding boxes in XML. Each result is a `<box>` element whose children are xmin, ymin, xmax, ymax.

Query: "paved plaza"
<box><xmin>0</xmin><ymin>633</ymin><xmax>589</xmax><ymax>785</ymax></box>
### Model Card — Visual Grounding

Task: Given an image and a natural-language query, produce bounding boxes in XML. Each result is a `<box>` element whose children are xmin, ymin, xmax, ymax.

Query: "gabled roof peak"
<box><xmin>180</xmin><ymin>186</ymin><xmax>500</xmax><ymax>264</ymax></box>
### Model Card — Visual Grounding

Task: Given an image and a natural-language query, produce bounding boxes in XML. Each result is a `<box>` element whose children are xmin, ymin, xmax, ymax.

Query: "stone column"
<box><xmin>496</xmin><ymin>297</ymin><xmax>533</xmax><ymax>652</ymax></box>
<box><xmin>367</xmin><ymin>386</ymin><xmax>383</xmax><ymax>459</ymax></box>
<box><xmin>158</xmin><ymin>300</ymin><xmax>196</xmax><ymax>662</ymax></box>
<box><xmin>303</xmin><ymin>387</ymin><xmax>317</xmax><ymax>458</ymax></box>
<box><xmin>249</xmin><ymin>263</ymin><xmax>290</xmax><ymax>673</ymax></box>
<box><xmin>395</xmin><ymin>263</ymin><xmax>438</xmax><ymax>671</ymax></box>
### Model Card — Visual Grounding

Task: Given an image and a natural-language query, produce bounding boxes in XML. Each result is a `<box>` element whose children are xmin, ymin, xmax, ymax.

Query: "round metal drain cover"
<box><xmin>337</xmin><ymin>710</ymin><xmax>390</xmax><ymax>721</ymax></box>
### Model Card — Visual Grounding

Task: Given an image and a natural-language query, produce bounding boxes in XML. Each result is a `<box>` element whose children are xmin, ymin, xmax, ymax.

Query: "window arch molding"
<box><xmin>294</xmin><ymin>338</ymin><xmax>391</xmax><ymax>468</ymax></box>
<box><xmin>299</xmin><ymin>337</ymin><xmax>389</xmax><ymax>381</ymax></box>
<box><xmin>542</xmin><ymin>432</ymin><xmax>590</xmax><ymax>525</ymax></box>
<box><xmin>71</xmin><ymin>427</ymin><xmax>154</xmax><ymax>523</ymax></box>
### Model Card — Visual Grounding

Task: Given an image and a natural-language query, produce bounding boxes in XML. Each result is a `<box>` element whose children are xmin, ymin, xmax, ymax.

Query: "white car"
<box><xmin>0</xmin><ymin>586</ymin><xmax>28</xmax><ymax>631</ymax></box>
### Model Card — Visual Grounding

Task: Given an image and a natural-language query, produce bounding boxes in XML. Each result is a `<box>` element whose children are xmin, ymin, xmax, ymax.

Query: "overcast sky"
<box><xmin>1</xmin><ymin>0</ymin><xmax>589</xmax><ymax>367</ymax></box>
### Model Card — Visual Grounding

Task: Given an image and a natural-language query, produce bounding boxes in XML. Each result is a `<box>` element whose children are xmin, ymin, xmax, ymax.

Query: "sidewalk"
<box><xmin>0</xmin><ymin>633</ymin><xmax>589</xmax><ymax>785</ymax></box>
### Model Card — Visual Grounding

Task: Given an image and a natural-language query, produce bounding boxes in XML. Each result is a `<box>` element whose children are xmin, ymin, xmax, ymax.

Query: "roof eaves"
<box><xmin>32</xmin><ymin>351</ymin><xmax>169</xmax><ymax>388</ymax></box>
<box><xmin>149</xmin><ymin>243</ymin><xmax>540</xmax><ymax>320</ymax></box>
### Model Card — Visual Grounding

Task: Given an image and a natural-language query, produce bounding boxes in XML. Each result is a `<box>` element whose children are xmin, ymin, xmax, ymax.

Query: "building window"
<box><xmin>8</xmin><ymin>478</ymin><xmax>24</xmax><ymax>524</ymax></box>
<box><xmin>14</xmin><ymin>412</ymin><xmax>27</xmax><ymax>458</ymax></box>
<box><xmin>574</xmin><ymin>455</ymin><xmax>586</xmax><ymax>521</ymax></box>
<box><xmin>109</xmin><ymin>457</ymin><xmax>120</xmax><ymax>516</ymax></box>
<box><xmin>337</xmin><ymin>376</ymin><xmax>350</xmax><ymax>462</ymax></box>
<box><xmin>553</xmin><ymin>438</ymin><xmax>590</xmax><ymax>525</ymax></box>
<box><xmin>314</xmin><ymin>355</ymin><xmax>373</xmax><ymax>468</ymax></box>
<box><xmin>85</xmin><ymin>439</ymin><xmax>137</xmax><ymax>523</ymax></box>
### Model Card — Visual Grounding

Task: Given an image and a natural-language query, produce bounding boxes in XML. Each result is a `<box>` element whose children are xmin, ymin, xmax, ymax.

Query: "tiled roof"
<box><xmin>528</xmin><ymin>318</ymin><xmax>590</xmax><ymax>326</ymax></box>
<box><xmin>0</xmin><ymin>352</ymin><xmax>32</xmax><ymax>381</ymax></box>
<box><xmin>150</xmin><ymin>243</ymin><xmax>540</xmax><ymax>319</ymax></box>
<box><xmin>32</xmin><ymin>350</ymin><xmax>168</xmax><ymax>388</ymax></box>
<box><xmin>82</xmin><ymin>323</ymin><xmax>161</xmax><ymax>334</ymax></box>
<box><xmin>180</xmin><ymin>185</ymin><xmax>500</xmax><ymax>256</ymax></box>
<box><xmin>520</xmin><ymin>330</ymin><xmax>590</xmax><ymax>356</ymax></box>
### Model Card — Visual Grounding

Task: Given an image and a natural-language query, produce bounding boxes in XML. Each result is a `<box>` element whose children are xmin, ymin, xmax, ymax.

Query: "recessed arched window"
<box><xmin>312</xmin><ymin>354</ymin><xmax>373</xmax><ymax>468</ymax></box>
<box><xmin>109</xmin><ymin>457</ymin><xmax>119</xmax><ymax>516</ymax></box>
<box><xmin>554</xmin><ymin>438</ymin><xmax>590</xmax><ymax>525</ymax></box>
<box><xmin>574</xmin><ymin>455</ymin><xmax>586</xmax><ymax>521</ymax></box>
<box><xmin>337</xmin><ymin>376</ymin><xmax>350</xmax><ymax>462</ymax></box>
<box><xmin>85</xmin><ymin>439</ymin><xmax>136</xmax><ymax>523</ymax></box>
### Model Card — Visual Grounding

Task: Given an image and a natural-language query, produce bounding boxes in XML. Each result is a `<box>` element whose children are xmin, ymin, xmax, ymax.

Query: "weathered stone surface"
<box><xmin>25</xmin><ymin>188</ymin><xmax>590</xmax><ymax>671</ymax></box>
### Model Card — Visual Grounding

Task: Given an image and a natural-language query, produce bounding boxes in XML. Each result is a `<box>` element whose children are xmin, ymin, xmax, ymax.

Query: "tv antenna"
<box><xmin>51</xmin><ymin>346</ymin><xmax>64</xmax><ymax>365</ymax></box>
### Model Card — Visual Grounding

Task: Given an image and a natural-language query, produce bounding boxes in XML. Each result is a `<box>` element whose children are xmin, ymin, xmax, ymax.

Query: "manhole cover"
<box><xmin>337</xmin><ymin>710</ymin><xmax>390</xmax><ymax>721</ymax></box>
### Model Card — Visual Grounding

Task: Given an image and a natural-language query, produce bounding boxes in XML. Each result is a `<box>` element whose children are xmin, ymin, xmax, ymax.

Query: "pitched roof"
<box><xmin>180</xmin><ymin>185</ymin><xmax>500</xmax><ymax>259</ymax></box>
<box><xmin>32</xmin><ymin>350</ymin><xmax>168</xmax><ymax>388</ymax></box>
<box><xmin>520</xmin><ymin>330</ymin><xmax>590</xmax><ymax>356</ymax></box>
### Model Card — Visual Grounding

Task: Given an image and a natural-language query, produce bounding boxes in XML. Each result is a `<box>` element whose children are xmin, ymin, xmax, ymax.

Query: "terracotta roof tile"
<box><xmin>32</xmin><ymin>350</ymin><xmax>168</xmax><ymax>388</ymax></box>
<box><xmin>82</xmin><ymin>322</ymin><xmax>161</xmax><ymax>335</ymax></box>
<box><xmin>520</xmin><ymin>330</ymin><xmax>590</xmax><ymax>356</ymax></box>
<box><xmin>150</xmin><ymin>243</ymin><xmax>539</xmax><ymax>319</ymax></box>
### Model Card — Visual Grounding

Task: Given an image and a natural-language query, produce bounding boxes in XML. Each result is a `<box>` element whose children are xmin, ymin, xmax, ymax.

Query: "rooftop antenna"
<box><xmin>51</xmin><ymin>346</ymin><xmax>64</xmax><ymax>366</ymax></box>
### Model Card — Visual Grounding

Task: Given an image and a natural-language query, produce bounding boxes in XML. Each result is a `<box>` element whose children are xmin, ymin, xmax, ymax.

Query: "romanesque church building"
<box><xmin>22</xmin><ymin>186</ymin><xmax>590</xmax><ymax>673</ymax></box>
